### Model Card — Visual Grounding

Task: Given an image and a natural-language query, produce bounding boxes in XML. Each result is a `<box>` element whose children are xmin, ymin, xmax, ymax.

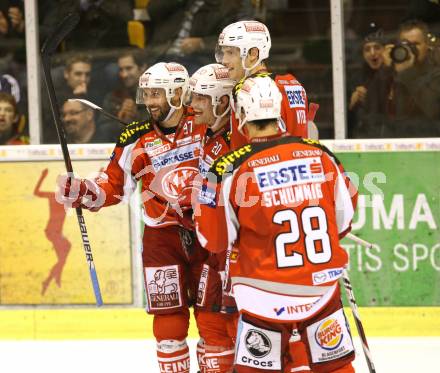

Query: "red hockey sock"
<box><xmin>156</xmin><ymin>339</ymin><xmax>190</xmax><ymax>373</ymax></box>
<box><xmin>197</xmin><ymin>338</ymin><xmax>207</xmax><ymax>373</ymax></box>
<box><xmin>204</xmin><ymin>344</ymin><xmax>235</xmax><ymax>373</ymax></box>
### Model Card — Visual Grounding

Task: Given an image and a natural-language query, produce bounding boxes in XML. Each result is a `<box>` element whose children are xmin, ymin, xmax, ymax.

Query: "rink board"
<box><xmin>0</xmin><ymin>140</ymin><xmax>439</xmax><ymax>340</ymax></box>
<box><xmin>0</xmin><ymin>307</ymin><xmax>439</xmax><ymax>339</ymax></box>
<box><xmin>333</xmin><ymin>140</ymin><xmax>440</xmax><ymax>306</ymax></box>
<box><xmin>0</xmin><ymin>145</ymin><xmax>134</xmax><ymax>305</ymax></box>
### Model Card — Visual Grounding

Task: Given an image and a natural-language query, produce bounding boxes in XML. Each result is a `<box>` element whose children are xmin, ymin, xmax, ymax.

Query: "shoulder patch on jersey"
<box><xmin>117</xmin><ymin>120</ymin><xmax>151</xmax><ymax>147</ymax></box>
<box><xmin>300</xmin><ymin>138</ymin><xmax>341</xmax><ymax>165</ymax></box>
<box><xmin>210</xmin><ymin>144</ymin><xmax>254</xmax><ymax>178</ymax></box>
<box><xmin>210</xmin><ymin>136</ymin><xmax>304</xmax><ymax>178</ymax></box>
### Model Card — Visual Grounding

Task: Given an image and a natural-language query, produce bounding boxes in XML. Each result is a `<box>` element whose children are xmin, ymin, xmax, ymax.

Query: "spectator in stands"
<box><xmin>99</xmin><ymin>49</ymin><xmax>147</xmax><ymax>137</ymax></box>
<box><xmin>55</xmin><ymin>54</ymin><xmax>94</xmax><ymax>104</ymax></box>
<box><xmin>0</xmin><ymin>91</ymin><xmax>28</xmax><ymax>145</ymax></box>
<box><xmin>146</xmin><ymin>0</ymin><xmax>254</xmax><ymax>73</ymax></box>
<box><xmin>0</xmin><ymin>1</ymin><xmax>25</xmax><ymax>38</ymax></box>
<box><xmin>39</xmin><ymin>0</ymin><xmax>132</xmax><ymax>50</ymax></box>
<box><xmin>348</xmin><ymin>23</ymin><xmax>393</xmax><ymax>138</ymax></box>
<box><xmin>383</xmin><ymin>19</ymin><xmax>440</xmax><ymax>137</ymax></box>
<box><xmin>43</xmin><ymin>54</ymin><xmax>98</xmax><ymax>143</ymax></box>
<box><xmin>61</xmin><ymin>98</ymin><xmax>115</xmax><ymax>144</ymax></box>
<box><xmin>0</xmin><ymin>1</ymin><xmax>26</xmax><ymax>67</ymax></box>
<box><xmin>0</xmin><ymin>73</ymin><xmax>20</xmax><ymax>105</ymax></box>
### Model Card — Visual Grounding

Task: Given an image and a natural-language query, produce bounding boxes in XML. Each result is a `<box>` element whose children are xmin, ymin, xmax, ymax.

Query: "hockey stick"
<box><xmin>41</xmin><ymin>13</ymin><xmax>103</xmax><ymax>306</ymax></box>
<box><xmin>346</xmin><ymin>233</ymin><xmax>373</xmax><ymax>249</ymax></box>
<box><xmin>342</xmin><ymin>233</ymin><xmax>376</xmax><ymax>373</ymax></box>
<box><xmin>68</xmin><ymin>98</ymin><xmax>129</xmax><ymax>126</ymax></box>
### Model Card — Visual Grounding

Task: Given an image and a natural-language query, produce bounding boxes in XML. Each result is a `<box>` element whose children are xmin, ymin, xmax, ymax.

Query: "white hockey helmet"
<box><xmin>189</xmin><ymin>63</ymin><xmax>235</xmax><ymax>118</ymax></box>
<box><xmin>137</xmin><ymin>62</ymin><xmax>189</xmax><ymax>109</ymax></box>
<box><xmin>235</xmin><ymin>76</ymin><xmax>282</xmax><ymax>134</ymax></box>
<box><xmin>215</xmin><ymin>20</ymin><xmax>271</xmax><ymax>72</ymax></box>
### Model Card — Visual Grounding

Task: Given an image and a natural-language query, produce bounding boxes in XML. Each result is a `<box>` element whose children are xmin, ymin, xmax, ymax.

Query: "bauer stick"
<box><xmin>342</xmin><ymin>233</ymin><xmax>376</xmax><ymax>373</ymax></box>
<box><xmin>68</xmin><ymin>98</ymin><xmax>130</xmax><ymax>126</ymax></box>
<box><xmin>41</xmin><ymin>13</ymin><xmax>103</xmax><ymax>306</ymax></box>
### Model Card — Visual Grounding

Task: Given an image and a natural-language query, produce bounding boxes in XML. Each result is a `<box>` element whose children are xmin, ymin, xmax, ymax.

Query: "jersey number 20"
<box><xmin>273</xmin><ymin>206</ymin><xmax>331</xmax><ymax>268</ymax></box>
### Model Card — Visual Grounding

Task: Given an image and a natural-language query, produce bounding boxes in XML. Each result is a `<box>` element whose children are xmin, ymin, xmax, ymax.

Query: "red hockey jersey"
<box><xmin>230</xmin><ymin>72</ymin><xmax>308</xmax><ymax>149</ymax></box>
<box><xmin>198</xmin><ymin>127</ymin><xmax>231</xmax><ymax>177</ymax></box>
<box><xmin>93</xmin><ymin>108</ymin><xmax>206</xmax><ymax>227</ymax></box>
<box><xmin>195</xmin><ymin>137</ymin><xmax>357</xmax><ymax>322</ymax></box>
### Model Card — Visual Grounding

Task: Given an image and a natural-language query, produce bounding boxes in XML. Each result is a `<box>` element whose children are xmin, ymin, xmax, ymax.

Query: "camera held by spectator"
<box><xmin>390</xmin><ymin>40</ymin><xmax>418</xmax><ymax>64</ymax></box>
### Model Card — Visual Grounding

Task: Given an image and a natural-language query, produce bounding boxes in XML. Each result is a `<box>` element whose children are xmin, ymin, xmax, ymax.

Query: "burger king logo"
<box><xmin>314</xmin><ymin>318</ymin><xmax>343</xmax><ymax>351</ymax></box>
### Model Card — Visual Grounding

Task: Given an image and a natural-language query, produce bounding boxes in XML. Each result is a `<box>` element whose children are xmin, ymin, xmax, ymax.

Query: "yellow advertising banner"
<box><xmin>0</xmin><ymin>160</ymin><xmax>132</xmax><ymax>305</ymax></box>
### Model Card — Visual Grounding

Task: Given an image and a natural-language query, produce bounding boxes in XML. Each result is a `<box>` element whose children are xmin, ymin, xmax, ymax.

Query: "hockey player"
<box><xmin>183</xmin><ymin>63</ymin><xmax>237</xmax><ymax>373</ymax></box>
<box><xmin>56</xmin><ymin>62</ymin><xmax>208</xmax><ymax>373</ymax></box>
<box><xmin>215</xmin><ymin>20</ymin><xmax>317</xmax><ymax>149</ymax></box>
<box><xmin>195</xmin><ymin>76</ymin><xmax>357</xmax><ymax>373</ymax></box>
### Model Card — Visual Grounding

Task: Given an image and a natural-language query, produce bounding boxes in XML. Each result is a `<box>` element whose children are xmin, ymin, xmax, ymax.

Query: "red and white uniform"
<box><xmin>92</xmin><ymin>109</ymin><xmax>208</xmax><ymax>373</ymax></box>
<box><xmin>196</xmin><ymin>136</ymin><xmax>357</xmax><ymax>372</ymax></box>
<box><xmin>193</xmin><ymin>126</ymin><xmax>238</xmax><ymax>373</ymax></box>
<box><xmin>96</xmin><ymin>110</ymin><xmax>205</xmax><ymax>227</ymax></box>
<box><xmin>195</xmin><ymin>127</ymin><xmax>232</xmax><ymax>312</ymax></box>
<box><xmin>230</xmin><ymin>72</ymin><xmax>308</xmax><ymax>149</ymax></box>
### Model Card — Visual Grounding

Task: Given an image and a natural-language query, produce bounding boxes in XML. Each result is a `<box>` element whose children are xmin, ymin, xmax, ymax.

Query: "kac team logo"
<box><xmin>315</xmin><ymin>318</ymin><xmax>344</xmax><ymax>351</ymax></box>
<box><xmin>161</xmin><ymin>166</ymin><xmax>199</xmax><ymax>199</ymax></box>
<box><xmin>245</xmin><ymin>329</ymin><xmax>272</xmax><ymax>358</ymax></box>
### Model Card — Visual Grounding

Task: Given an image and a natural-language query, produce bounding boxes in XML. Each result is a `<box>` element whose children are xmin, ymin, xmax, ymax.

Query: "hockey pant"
<box><xmin>195</xmin><ymin>250</ymin><xmax>238</xmax><ymax>372</ymax></box>
<box><xmin>233</xmin><ymin>286</ymin><xmax>355</xmax><ymax>372</ymax></box>
<box><xmin>142</xmin><ymin>225</ymin><xmax>207</xmax><ymax>373</ymax></box>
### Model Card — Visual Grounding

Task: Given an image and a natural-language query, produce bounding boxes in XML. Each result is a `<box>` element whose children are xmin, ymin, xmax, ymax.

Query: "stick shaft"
<box><xmin>341</xmin><ymin>270</ymin><xmax>376</xmax><ymax>373</ymax></box>
<box><xmin>40</xmin><ymin>14</ymin><xmax>103</xmax><ymax>306</ymax></box>
<box><xmin>346</xmin><ymin>233</ymin><xmax>373</xmax><ymax>249</ymax></box>
<box><xmin>343</xmin><ymin>233</ymin><xmax>376</xmax><ymax>372</ymax></box>
<box><xmin>68</xmin><ymin>98</ymin><xmax>129</xmax><ymax>126</ymax></box>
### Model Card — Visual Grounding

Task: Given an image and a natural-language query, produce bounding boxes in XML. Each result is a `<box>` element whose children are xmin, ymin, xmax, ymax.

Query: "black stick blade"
<box><xmin>41</xmin><ymin>12</ymin><xmax>80</xmax><ymax>55</ymax></box>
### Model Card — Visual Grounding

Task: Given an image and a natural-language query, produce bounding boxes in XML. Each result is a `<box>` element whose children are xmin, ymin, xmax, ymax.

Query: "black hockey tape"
<box><xmin>41</xmin><ymin>12</ymin><xmax>80</xmax><ymax>55</ymax></box>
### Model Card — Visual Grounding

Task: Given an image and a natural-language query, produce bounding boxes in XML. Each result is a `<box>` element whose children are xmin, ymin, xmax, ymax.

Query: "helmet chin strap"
<box><xmin>237</xmin><ymin>114</ymin><xmax>247</xmax><ymax>136</ymax></box>
<box><xmin>242</xmin><ymin>57</ymin><xmax>261</xmax><ymax>77</ymax></box>
<box><xmin>162</xmin><ymin>106</ymin><xmax>176</xmax><ymax>123</ymax></box>
<box><xmin>241</xmin><ymin>123</ymin><xmax>252</xmax><ymax>143</ymax></box>
<box><xmin>210</xmin><ymin>105</ymin><xmax>231</xmax><ymax>132</ymax></box>
<box><xmin>162</xmin><ymin>94</ymin><xmax>184</xmax><ymax>123</ymax></box>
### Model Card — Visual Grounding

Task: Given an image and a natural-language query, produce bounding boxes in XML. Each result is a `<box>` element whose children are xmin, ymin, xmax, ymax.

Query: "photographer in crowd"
<box><xmin>384</xmin><ymin>19</ymin><xmax>440</xmax><ymax>137</ymax></box>
<box><xmin>348</xmin><ymin>23</ymin><xmax>394</xmax><ymax>138</ymax></box>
